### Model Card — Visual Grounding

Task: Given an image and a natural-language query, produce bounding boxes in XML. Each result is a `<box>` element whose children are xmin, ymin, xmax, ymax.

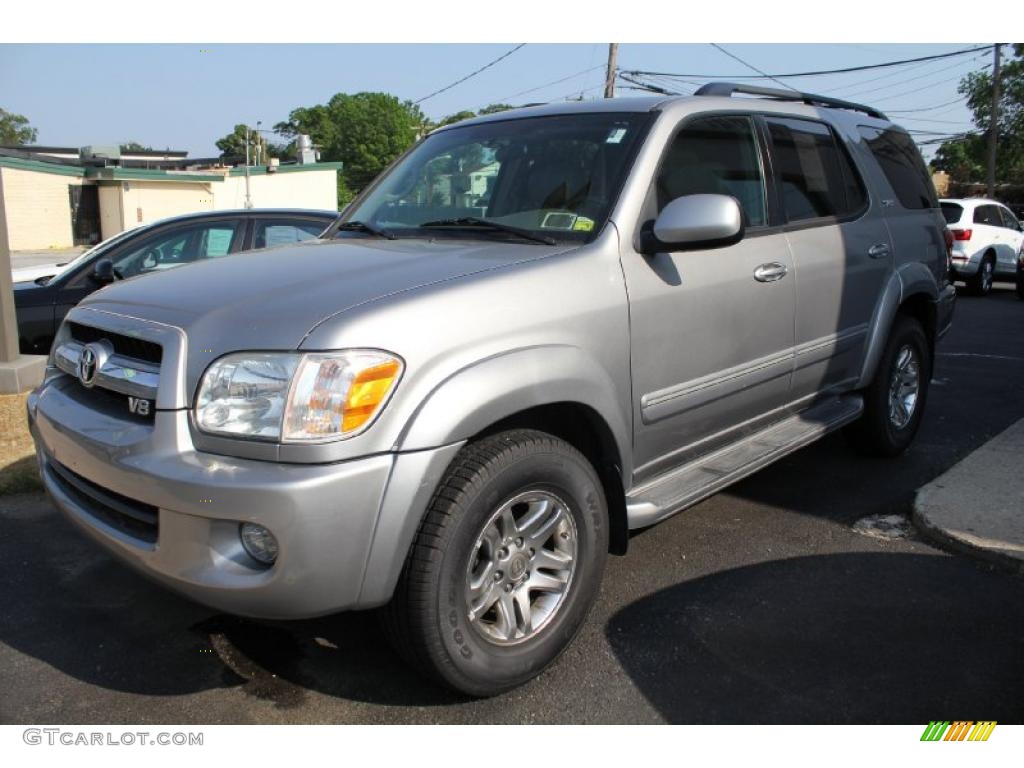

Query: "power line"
<box><xmin>709</xmin><ymin>43</ymin><xmax>794</xmax><ymax>90</ymax></box>
<box><xmin>487</xmin><ymin>63</ymin><xmax>607</xmax><ymax>106</ymax></box>
<box><xmin>871</xmin><ymin>72</ymin><xmax>974</xmax><ymax>104</ymax></box>
<box><xmin>415</xmin><ymin>44</ymin><xmax>526</xmax><ymax>104</ymax></box>
<box><xmin>623</xmin><ymin>44</ymin><xmax>992</xmax><ymax>81</ymax></box>
<box><xmin>887</xmin><ymin>96</ymin><xmax>968</xmax><ymax>113</ymax></box>
<box><xmin>836</xmin><ymin>54</ymin><xmax>987</xmax><ymax>99</ymax></box>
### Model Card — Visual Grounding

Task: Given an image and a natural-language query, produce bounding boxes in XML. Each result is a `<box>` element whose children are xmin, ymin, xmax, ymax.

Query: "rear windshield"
<box><xmin>940</xmin><ymin>202</ymin><xmax>963</xmax><ymax>224</ymax></box>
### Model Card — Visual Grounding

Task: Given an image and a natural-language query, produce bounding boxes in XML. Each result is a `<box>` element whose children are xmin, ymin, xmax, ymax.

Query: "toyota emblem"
<box><xmin>78</xmin><ymin>344</ymin><xmax>100</xmax><ymax>387</ymax></box>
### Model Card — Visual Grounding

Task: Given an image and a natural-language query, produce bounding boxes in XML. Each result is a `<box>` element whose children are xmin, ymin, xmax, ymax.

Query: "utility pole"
<box><xmin>986</xmin><ymin>44</ymin><xmax>1002</xmax><ymax>199</ymax></box>
<box><xmin>244</xmin><ymin>124</ymin><xmax>253</xmax><ymax>209</ymax></box>
<box><xmin>604</xmin><ymin>43</ymin><xmax>619</xmax><ymax>98</ymax></box>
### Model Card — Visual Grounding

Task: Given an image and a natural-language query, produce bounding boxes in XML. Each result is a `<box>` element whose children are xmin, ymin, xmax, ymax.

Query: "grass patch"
<box><xmin>0</xmin><ymin>391</ymin><xmax>41</xmax><ymax>496</ymax></box>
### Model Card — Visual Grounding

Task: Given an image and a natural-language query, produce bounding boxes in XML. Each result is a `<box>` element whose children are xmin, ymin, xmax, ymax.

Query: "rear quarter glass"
<box><xmin>941</xmin><ymin>202</ymin><xmax>964</xmax><ymax>224</ymax></box>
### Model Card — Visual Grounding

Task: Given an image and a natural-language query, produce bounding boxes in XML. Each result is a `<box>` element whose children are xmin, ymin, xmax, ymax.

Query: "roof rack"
<box><xmin>694</xmin><ymin>82</ymin><xmax>888</xmax><ymax>121</ymax></box>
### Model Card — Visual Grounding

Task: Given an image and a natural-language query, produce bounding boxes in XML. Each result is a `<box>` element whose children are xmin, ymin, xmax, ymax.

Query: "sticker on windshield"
<box><xmin>573</xmin><ymin>217</ymin><xmax>595</xmax><ymax>232</ymax></box>
<box><xmin>606</xmin><ymin>127</ymin><xmax>627</xmax><ymax>144</ymax></box>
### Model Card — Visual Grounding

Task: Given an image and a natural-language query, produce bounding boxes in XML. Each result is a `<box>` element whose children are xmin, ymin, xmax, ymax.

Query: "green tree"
<box><xmin>215</xmin><ymin>124</ymin><xmax>287</xmax><ymax>162</ymax></box>
<box><xmin>478</xmin><ymin>103</ymin><xmax>514</xmax><ymax>115</ymax></box>
<box><xmin>437</xmin><ymin>110</ymin><xmax>477</xmax><ymax>127</ymax></box>
<box><xmin>938</xmin><ymin>44</ymin><xmax>1024</xmax><ymax>184</ymax></box>
<box><xmin>119</xmin><ymin>141</ymin><xmax>153</xmax><ymax>152</ymax></box>
<box><xmin>275</xmin><ymin>93</ymin><xmax>425</xmax><ymax>198</ymax></box>
<box><xmin>931</xmin><ymin>134</ymin><xmax>987</xmax><ymax>183</ymax></box>
<box><xmin>0</xmin><ymin>108</ymin><xmax>38</xmax><ymax>145</ymax></box>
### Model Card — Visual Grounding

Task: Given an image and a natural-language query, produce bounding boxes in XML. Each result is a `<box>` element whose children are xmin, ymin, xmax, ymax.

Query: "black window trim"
<box><xmin>760</xmin><ymin>114</ymin><xmax>871</xmax><ymax>232</ymax></box>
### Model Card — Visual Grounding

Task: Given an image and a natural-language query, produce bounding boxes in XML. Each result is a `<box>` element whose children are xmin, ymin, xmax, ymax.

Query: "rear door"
<box><xmin>971</xmin><ymin>204</ymin><xmax>1005</xmax><ymax>257</ymax></box>
<box><xmin>764</xmin><ymin>116</ymin><xmax>888</xmax><ymax>400</ymax></box>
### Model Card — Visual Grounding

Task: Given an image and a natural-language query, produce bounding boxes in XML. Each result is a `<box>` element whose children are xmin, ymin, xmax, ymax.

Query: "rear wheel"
<box><xmin>967</xmin><ymin>253</ymin><xmax>995</xmax><ymax>296</ymax></box>
<box><xmin>846</xmin><ymin>315</ymin><xmax>931</xmax><ymax>457</ymax></box>
<box><xmin>382</xmin><ymin>429</ymin><xmax>608</xmax><ymax>696</ymax></box>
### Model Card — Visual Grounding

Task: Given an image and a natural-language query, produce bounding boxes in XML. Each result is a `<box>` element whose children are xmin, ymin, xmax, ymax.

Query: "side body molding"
<box><xmin>856</xmin><ymin>262</ymin><xmax>939</xmax><ymax>389</ymax></box>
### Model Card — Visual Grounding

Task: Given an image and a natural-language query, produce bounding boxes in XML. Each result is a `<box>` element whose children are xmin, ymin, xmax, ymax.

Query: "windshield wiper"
<box><xmin>334</xmin><ymin>220</ymin><xmax>397</xmax><ymax>240</ymax></box>
<box><xmin>419</xmin><ymin>217</ymin><xmax>557</xmax><ymax>246</ymax></box>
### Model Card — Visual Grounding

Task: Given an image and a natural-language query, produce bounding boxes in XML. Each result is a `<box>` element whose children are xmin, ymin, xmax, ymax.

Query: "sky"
<box><xmin>0</xmin><ymin>43</ymin><xmax>990</xmax><ymax>161</ymax></box>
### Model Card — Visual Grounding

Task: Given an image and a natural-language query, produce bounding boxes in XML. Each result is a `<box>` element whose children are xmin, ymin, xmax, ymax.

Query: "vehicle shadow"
<box><xmin>605</xmin><ymin>552</ymin><xmax>1024</xmax><ymax>724</ymax></box>
<box><xmin>0</xmin><ymin>492</ymin><xmax>464</xmax><ymax>714</ymax></box>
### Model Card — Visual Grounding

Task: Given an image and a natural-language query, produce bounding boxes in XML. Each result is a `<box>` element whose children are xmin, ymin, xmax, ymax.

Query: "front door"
<box><xmin>621</xmin><ymin>114</ymin><xmax>796</xmax><ymax>482</ymax></box>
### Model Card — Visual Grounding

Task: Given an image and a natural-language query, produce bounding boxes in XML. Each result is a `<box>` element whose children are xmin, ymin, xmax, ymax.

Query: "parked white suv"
<box><xmin>941</xmin><ymin>198</ymin><xmax>1024</xmax><ymax>296</ymax></box>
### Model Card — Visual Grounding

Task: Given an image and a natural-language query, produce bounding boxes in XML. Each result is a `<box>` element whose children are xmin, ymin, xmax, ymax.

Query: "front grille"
<box><xmin>68</xmin><ymin>321</ymin><xmax>163</xmax><ymax>365</ymax></box>
<box><xmin>45</xmin><ymin>459</ymin><xmax>159</xmax><ymax>545</ymax></box>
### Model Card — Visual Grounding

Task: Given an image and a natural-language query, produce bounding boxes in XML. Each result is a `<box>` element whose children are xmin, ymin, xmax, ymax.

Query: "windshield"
<box><xmin>340</xmin><ymin>112</ymin><xmax>652</xmax><ymax>243</ymax></box>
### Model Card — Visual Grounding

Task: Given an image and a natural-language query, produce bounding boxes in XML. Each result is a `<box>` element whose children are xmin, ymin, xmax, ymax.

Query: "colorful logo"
<box><xmin>921</xmin><ymin>721</ymin><xmax>997</xmax><ymax>742</ymax></box>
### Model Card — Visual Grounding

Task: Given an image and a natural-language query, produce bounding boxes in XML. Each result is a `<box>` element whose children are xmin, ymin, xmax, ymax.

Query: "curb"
<box><xmin>912</xmin><ymin>500</ymin><xmax>1024</xmax><ymax>576</ymax></box>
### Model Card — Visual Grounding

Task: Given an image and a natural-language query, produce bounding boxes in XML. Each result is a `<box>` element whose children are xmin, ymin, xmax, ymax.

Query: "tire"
<box><xmin>966</xmin><ymin>253</ymin><xmax>995</xmax><ymax>296</ymax></box>
<box><xmin>1016</xmin><ymin>254</ymin><xmax>1024</xmax><ymax>300</ymax></box>
<box><xmin>382</xmin><ymin>429</ymin><xmax>608</xmax><ymax>696</ymax></box>
<box><xmin>845</xmin><ymin>315</ymin><xmax>931</xmax><ymax>457</ymax></box>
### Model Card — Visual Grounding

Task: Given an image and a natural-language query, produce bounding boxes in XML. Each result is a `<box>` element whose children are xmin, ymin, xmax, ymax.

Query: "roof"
<box><xmin>0</xmin><ymin>149</ymin><xmax>342</xmax><ymax>181</ymax></box>
<box><xmin>433</xmin><ymin>91</ymin><xmax>894</xmax><ymax>134</ymax></box>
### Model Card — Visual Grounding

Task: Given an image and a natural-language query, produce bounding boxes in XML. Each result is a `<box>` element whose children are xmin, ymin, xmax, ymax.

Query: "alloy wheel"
<box><xmin>465</xmin><ymin>490</ymin><xmax>578</xmax><ymax>645</ymax></box>
<box><xmin>888</xmin><ymin>344</ymin><xmax>920</xmax><ymax>430</ymax></box>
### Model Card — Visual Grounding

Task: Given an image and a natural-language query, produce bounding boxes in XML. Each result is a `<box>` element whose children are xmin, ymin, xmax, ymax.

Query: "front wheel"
<box><xmin>846</xmin><ymin>315</ymin><xmax>931</xmax><ymax>457</ymax></box>
<box><xmin>382</xmin><ymin>429</ymin><xmax>608</xmax><ymax>696</ymax></box>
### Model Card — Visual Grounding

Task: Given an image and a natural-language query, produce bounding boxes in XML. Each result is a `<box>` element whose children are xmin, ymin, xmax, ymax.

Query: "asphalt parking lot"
<box><xmin>1</xmin><ymin>284</ymin><xmax>1022</xmax><ymax>725</ymax></box>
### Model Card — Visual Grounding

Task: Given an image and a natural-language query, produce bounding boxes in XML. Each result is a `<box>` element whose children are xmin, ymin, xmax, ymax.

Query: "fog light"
<box><xmin>239</xmin><ymin>522</ymin><xmax>278</xmax><ymax>565</ymax></box>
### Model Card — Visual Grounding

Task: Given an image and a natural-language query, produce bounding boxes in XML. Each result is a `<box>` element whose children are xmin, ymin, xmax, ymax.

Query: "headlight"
<box><xmin>195</xmin><ymin>350</ymin><xmax>403</xmax><ymax>442</ymax></box>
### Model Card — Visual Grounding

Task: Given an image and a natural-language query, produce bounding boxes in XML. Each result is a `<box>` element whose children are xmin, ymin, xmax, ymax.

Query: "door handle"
<box><xmin>868</xmin><ymin>243</ymin><xmax>891</xmax><ymax>259</ymax></box>
<box><xmin>753</xmin><ymin>263</ymin><xmax>788</xmax><ymax>282</ymax></box>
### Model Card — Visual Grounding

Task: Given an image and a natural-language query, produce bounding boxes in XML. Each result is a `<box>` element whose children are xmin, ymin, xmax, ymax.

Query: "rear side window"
<box><xmin>940</xmin><ymin>202</ymin><xmax>963</xmax><ymax>224</ymax></box>
<box><xmin>656</xmin><ymin>115</ymin><xmax>767</xmax><ymax>227</ymax></box>
<box><xmin>973</xmin><ymin>205</ymin><xmax>1002</xmax><ymax>226</ymax></box>
<box><xmin>998</xmin><ymin>207</ymin><xmax>1021</xmax><ymax>230</ymax></box>
<box><xmin>858</xmin><ymin>126</ymin><xmax>938</xmax><ymax>210</ymax></box>
<box><xmin>765</xmin><ymin>117</ymin><xmax>867</xmax><ymax>223</ymax></box>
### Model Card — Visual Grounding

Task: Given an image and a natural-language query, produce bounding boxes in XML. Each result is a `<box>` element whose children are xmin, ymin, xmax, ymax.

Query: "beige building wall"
<box><xmin>0</xmin><ymin>167</ymin><xmax>81</xmax><ymax>251</ymax></box>
<box><xmin>213</xmin><ymin>170</ymin><xmax>338</xmax><ymax>212</ymax></box>
<box><xmin>117</xmin><ymin>180</ymin><xmax>215</xmax><ymax>229</ymax></box>
<box><xmin>97</xmin><ymin>184</ymin><xmax>125</xmax><ymax>241</ymax></box>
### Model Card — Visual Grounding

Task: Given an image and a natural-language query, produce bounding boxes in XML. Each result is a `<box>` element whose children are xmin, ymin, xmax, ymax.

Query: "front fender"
<box><xmin>397</xmin><ymin>344</ymin><xmax>631</xmax><ymax>465</ymax></box>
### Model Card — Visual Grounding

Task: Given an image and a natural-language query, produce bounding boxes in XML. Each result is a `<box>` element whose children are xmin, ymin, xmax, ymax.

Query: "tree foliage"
<box><xmin>932</xmin><ymin>44</ymin><xmax>1024</xmax><ymax>184</ymax></box>
<box><xmin>215</xmin><ymin>124</ymin><xmax>288</xmax><ymax>162</ymax></box>
<box><xmin>119</xmin><ymin>141</ymin><xmax>153</xmax><ymax>152</ymax></box>
<box><xmin>0</xmin><ymin>108</ymin><xmax>38</xmax><ymax>145</ymax></box>
<box><xmin>275</xmin><ymin>93</ymin><xmax>425</xmax><ymax>197</ymax></box>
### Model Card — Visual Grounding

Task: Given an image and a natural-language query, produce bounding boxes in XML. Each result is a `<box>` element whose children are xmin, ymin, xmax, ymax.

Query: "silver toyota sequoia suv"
<box><xmin>28</xmin><ymin>83</ymin><xmax>955</xmax><ymax>696</ymax></box>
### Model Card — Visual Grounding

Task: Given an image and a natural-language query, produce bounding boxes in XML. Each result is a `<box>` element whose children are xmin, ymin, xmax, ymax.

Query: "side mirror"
<box><xmin>92</xmin><ymin>258</ymin><xmax>116</xmax><ymax>285</ymax></box>
<box><xmin>642</xmin><ymin>194</ymin><xmax>744</xmax><ymax>254</ymax></box>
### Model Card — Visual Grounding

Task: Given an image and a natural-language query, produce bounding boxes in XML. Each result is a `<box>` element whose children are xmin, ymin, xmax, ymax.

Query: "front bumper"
<box><xmin>28</xmin><ymin>375</ymin><xmax>462</xmax><ymax>619</ymax></box>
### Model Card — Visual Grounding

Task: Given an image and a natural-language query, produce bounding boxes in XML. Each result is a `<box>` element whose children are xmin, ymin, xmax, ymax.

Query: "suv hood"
<box><xmin>79</xmin><ymin>236</ymin><xmax>570</xmax><ymax>352</ymax></box>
